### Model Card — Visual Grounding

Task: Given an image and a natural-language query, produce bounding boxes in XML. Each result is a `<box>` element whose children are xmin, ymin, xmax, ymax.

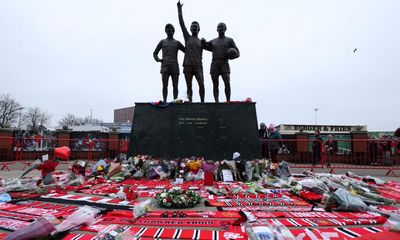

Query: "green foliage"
<box><xmin>155</xmin><ymin>187</ymin><xmax>201</xmax><ymax>208</ymax></box>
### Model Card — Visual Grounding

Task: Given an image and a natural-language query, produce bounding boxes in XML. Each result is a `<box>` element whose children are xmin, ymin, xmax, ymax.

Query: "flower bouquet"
<box><xmin>53</xmin><ymin>205</ymin><xmax>99</xmax><ymax>234</ymax></box>
<box><xmin>155</xmin><ymin>187</ymin><xmax>201</xmax><ymax>208</ymax></box>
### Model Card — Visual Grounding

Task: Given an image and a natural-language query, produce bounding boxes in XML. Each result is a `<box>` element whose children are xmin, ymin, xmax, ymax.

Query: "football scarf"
<box><xmin>1</xmin><ymin>202</ymin><xmax>77</xmax><ymax>218</ymax></box>
<box><xmin>0</xmin><ymin>203</ymin><xmax>70</xmax><ymax>218</ymax></box>
<box><xmin>217</xmin><ymin>206</ymin><xmax>314</xmax><ymax>212</ymax></box>
<box><xmin>80</xmin><ymin>223</ymin><xmax>114</xmax><ymax>232</ymax></box>
<box><xmin>120</xmin><ymin>179</ymin><xmax>203</xmax><ymax>190</ymax></box>
<box><xmin>8</xmin><ymin>191</ymin><xmax>41</xmax><ymax>200</ymax></box>
<box><xmin>133</xmin><ymin>227</ymin><xmax>247</xmax><ymax>240</ymax></box>
<box><xmin>98</xmin><ymin>217</ymin><xmax>236</xmax><ymax>228</ymax></box>
<box><xmin>0</xmin><ymin>217</ymin><xmax>31</xmax><ymax>231</ymax></box>
<box><xmin>227</xmin><ymin>192</ymin><xmax>292</xmax><ymax>199</ymax></box>
<box><xmin>206</xmin><ymin>198</ymin><xmax>311</xmax><ymax>207</ymax></box>
<box><xmin>260</xmin><ymin>216</ymin><xmax>386</xmax><ymax>227</ymax></box>
<box><xmin>0</xmin><ymin>210</ymin><xmax>37</xmax><ymax>221</ymax></box>
<box><xmin>383</xmin><ymin>181</ymin><xmax>400</xmax><ymax>190</ymax></box>
<box><xmin>62</xmin><ymin>233</ymin><xmax>96</xmax><ymax>240</ymax></box>
<box><xmin>298</xmin><ymin>189</ymin><xmax>323</xmax><ymax>202</ymax></box>
<box><xmin>78</xmin><ymin>226</ymin><xmax>247</xmax><ymax>240</ymax></box>
<box><xmin>78</xmin><ymin>183</ymin><xmax>121</xmax><ymax>195</ymax></box>
<box><xmin>378</xmin><ymin>189</ymin><xmax>400</xmax><ymax>202</ymax></box>
<box><xmin>377</xmin><ymin>205</ymin><xmax>400</xmax><ymax>215</ymax></box>
<box><xmin>214</xmin><ymin>181</ymin><xmax>254</xmax><ymax>189</ymax></box>
<box><xmin>251</xmin><ymin>211</ymin><xmax>380</xmax><ymax>219</ymax></box>
<box><xmin>0</xmin><ymin>203</ymin><xmax>17</xmax><ymax>209</ymax></box>
<box><xmin>39</xmin><ymin>193</ymin><xmax>137</xmax><ymax>209</ymax></box>
<box><xmin>135</xmin><ymin>191</ymin><xmax>161</xmax><ymax>198</ymax></box>
<box><xmin>19</xmin><ymin>201</ymin><xmax>79</xmax><ymax>212</ymax></box>
<box><xmin>289</xmin><ymin>226</ymin><xmax>384</xmax><ymax>239</ymax></box>
<box><xmin>133</xmin><ymin>218</ymin><xmax>236</xmax><ymax>228</ymax></box>
<box><xmin>119</xmin><ymin>179</ymin><xmax>172</xmax><ymax>188</ymax></box>
<box><xmin>105</xmin><ymin>210</ymin><xmax>242</xmax><ymax>219</ymax></box>
<box><xmin>142</xmin><ymin>210</ymin><xmax>242</xmax><ymax>219</ymax></box>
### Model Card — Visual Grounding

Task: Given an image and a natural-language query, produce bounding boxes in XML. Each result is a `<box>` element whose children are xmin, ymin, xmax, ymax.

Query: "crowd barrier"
<box><xmin>1</xmin><ymin>136</ymin><xmax>399</xmax><ymax>176</ymax></box>
<box><xmin>260</xmin><ymin>138</ymin><xmax>400</xmax><ymax>176</ymax></box>
<box><xmin>0</xmin><ymin>136</ymin><xmax>128</xmax><ymax>171</ymax></box>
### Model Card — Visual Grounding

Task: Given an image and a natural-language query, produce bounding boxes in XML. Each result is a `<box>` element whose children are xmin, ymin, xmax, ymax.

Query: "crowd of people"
<box><xmin>70</xmin><ymin>134</ymin><xmax>106</xmax><ymax>152</ymax></box>
<box><xmin>368</xmin><ymin>134</ymin><xmax>399</xmax><ymax>166</ymax></box>
<box><xmin>13</xmin><ymin>131</ymin><xmax>56</xmax><ymax>151</ymax></box>
<box><xmin>258</xmin><ymin>123</ymin><xmax>283</xmax><ymax>163</ymax></box>
<box><xmin>259</xmin><ymin>124</ymin><xmax>400</xmax><ymax>167</ymax></box>
<box><xmin>11</xmin><ymin>131</ymin><xmax>107</xmax><ymax>152</ymax></box>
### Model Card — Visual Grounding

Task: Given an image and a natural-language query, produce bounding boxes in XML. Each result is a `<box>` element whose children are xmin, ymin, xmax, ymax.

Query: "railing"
<box><xmin>0</xmin><ymin>136</ymin><xmax>128</xmax><ymax>170</ymax></box>
<box><xmin>1</xmin><ymin>136</ymin><xmax>399</xmax><ymax>176</ymax></box>
<box><xmin>260</xmin><ymin>138</ymin><xmax>400</xmax><ymax>176</ymax></box>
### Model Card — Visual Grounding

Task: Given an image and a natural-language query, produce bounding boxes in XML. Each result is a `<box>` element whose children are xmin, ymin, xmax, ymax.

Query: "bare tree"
<box><xmin>79</xmin><ymin>115</ymin><xmax>103</xmax><ymax>125</ymax></box>
<box><xmin>58</xmin><ymin>113</ymin><xmax>80</xmax><ymax>127</ymax></box>
<box><xmin>23</xmin><ymin>107</ymin><xmax>51</xmax><ymax>132</ymax></box>
<box><xmin>0</xmin><ymin>94</ymin><xmax>22</xmax><ymax>128</ymax></box>
<box><xmin>58</xmin><ymin>113</ymin><xmax>103</xmax><ymax>127</ymax></box>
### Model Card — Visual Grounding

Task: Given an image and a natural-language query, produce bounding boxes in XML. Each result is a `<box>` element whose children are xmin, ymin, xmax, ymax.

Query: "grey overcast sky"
<box><xmin>1</xmin><ymin>0</ymin><xmax>399</xmax><ymax>131</ymax></box>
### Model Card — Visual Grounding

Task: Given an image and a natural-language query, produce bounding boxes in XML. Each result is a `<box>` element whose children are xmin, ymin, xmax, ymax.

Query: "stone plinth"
<box><xmin>128</xmin><ymin>102</ymin><xmax>260</xmax><ymax>160</ymax></box>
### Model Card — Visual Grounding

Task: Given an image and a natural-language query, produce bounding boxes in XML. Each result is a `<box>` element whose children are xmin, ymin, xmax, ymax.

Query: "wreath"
<box><xmin>155</xmin><ymin>187</ymin><xmax>202</xmax><ymax>208</ymax></box>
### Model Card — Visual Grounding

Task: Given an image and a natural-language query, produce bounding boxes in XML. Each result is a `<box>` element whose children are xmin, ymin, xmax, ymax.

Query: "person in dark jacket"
<box><xmin>259</xmin><ymin>122</ymin><xmax>269</xmax><ymax>158</ymax></box>
<box><xmin>267</xmin><ymin>124</ymin><xmax>282</xmax><ymax>163</ymax></box>
<box><xmin>324</xmin><ymin>134</ymin><xmax>338</xmax><ymax>167</ymax></box>
<box><xmin>259</xmin><ymin>122</ymin><xmax>267</xmax><ymax>138</ymax></box>
<box><xmin>368</xmin><ymin>136</ymin><xmax>379</xmax><ymax>165</ymax></box>
<box><xmin>395</xmin><ymin>128</ymin><xmax>400</xmax><ymax>156</ymax></box>
<box><xmin>381</xmin><ymin>135</ymin><xmax>392</xmax><ymax>165</ymax></box>
<box><xmin>394</xmin><ymin>128</ymin><xmax>400</xmax><ymax>138</ymax></box>
<box><xmin>312</xmin><ymin>130</ymin><xmax>323</xmax><ymax>166</ymax></box>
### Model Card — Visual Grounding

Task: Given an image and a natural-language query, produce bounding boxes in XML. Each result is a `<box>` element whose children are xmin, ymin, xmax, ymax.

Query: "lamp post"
<box><xmin>314</xmin><ymin>107</ymin><xmax>318</xmax><ymax>126</ymax></box>
<box><xmin>16</xmin><ymin>107</ymin><xmax>23</xmax><ymax>130</ymax></box>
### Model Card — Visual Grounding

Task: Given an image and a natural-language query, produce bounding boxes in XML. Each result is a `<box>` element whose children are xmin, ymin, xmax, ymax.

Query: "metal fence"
<box><xmin>260</xmin><ymin>138</ymin><xmax>400</xmax><ymax>176</ymax></box>
<box><xmin>0</xmin><ymin>136</ymin><xmax>128</xmax><ymax>170</ymax></box>
<box><xmin>1</xmin><ymin>136</ymin><xmax>399</xmax><ymax>176</ymax></box>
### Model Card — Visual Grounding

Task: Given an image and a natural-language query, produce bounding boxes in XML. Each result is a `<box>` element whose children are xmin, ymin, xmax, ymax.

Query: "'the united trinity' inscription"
<box><xmin>178</xmin><ymin>117</ymin><xmax>208</xmax><ymax>126</ymax></box>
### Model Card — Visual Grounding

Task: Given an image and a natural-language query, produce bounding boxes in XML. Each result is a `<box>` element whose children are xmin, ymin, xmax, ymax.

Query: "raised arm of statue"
<box><xmin>177</xmin><ymin>1</ymin><xmax>189</xmax><ymax>40</ymax></box>
<box><xmin>153</xmin><ymin>41</ymin><xmax>162</xmax><ymax>62</ymax></box>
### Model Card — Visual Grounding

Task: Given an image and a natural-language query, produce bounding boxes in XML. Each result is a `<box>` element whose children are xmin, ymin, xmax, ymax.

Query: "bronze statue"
<box><xmin>153</xmin><ymin>24</ymin><xmax>185</xmax><ymax>102</ymax></box>
<box><xmin>177</xmin><ymin>1</ymin><xmax>205</xmax><ymax>103</ymax></box>
<box><xmin>202</xmin><ymin>23</ymin><xmax>239</xmax><ymax>102</ymax></box>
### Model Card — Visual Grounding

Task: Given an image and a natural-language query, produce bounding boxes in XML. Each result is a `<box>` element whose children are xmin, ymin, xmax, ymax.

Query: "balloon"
<box><xmin>54</xmin><ymin>146</ymin><xmax>71</xmax><ymax>160</ymax></box>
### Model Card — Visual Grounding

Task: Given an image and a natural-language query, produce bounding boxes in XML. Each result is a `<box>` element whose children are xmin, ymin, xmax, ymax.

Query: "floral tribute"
<box><xmin>155</xmin><ymin>187</ymin><xmax>202</xmax><ymax>208</ymax></box>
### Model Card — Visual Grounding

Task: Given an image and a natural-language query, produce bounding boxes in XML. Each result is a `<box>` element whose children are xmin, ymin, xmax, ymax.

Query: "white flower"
<box><xmin>160</xmin><ymin>193</ymin><xmax>167</xmax><ymax>198</ymax></box>
<box><xmin>223</xmin><ymin>232</ymin><xmax>244</xmax><ymax>239</ymax></box>
<box><xmin>170</xmin><ymin>186</ymin><xmax>182</xmax><ymax>192</ymax></box>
